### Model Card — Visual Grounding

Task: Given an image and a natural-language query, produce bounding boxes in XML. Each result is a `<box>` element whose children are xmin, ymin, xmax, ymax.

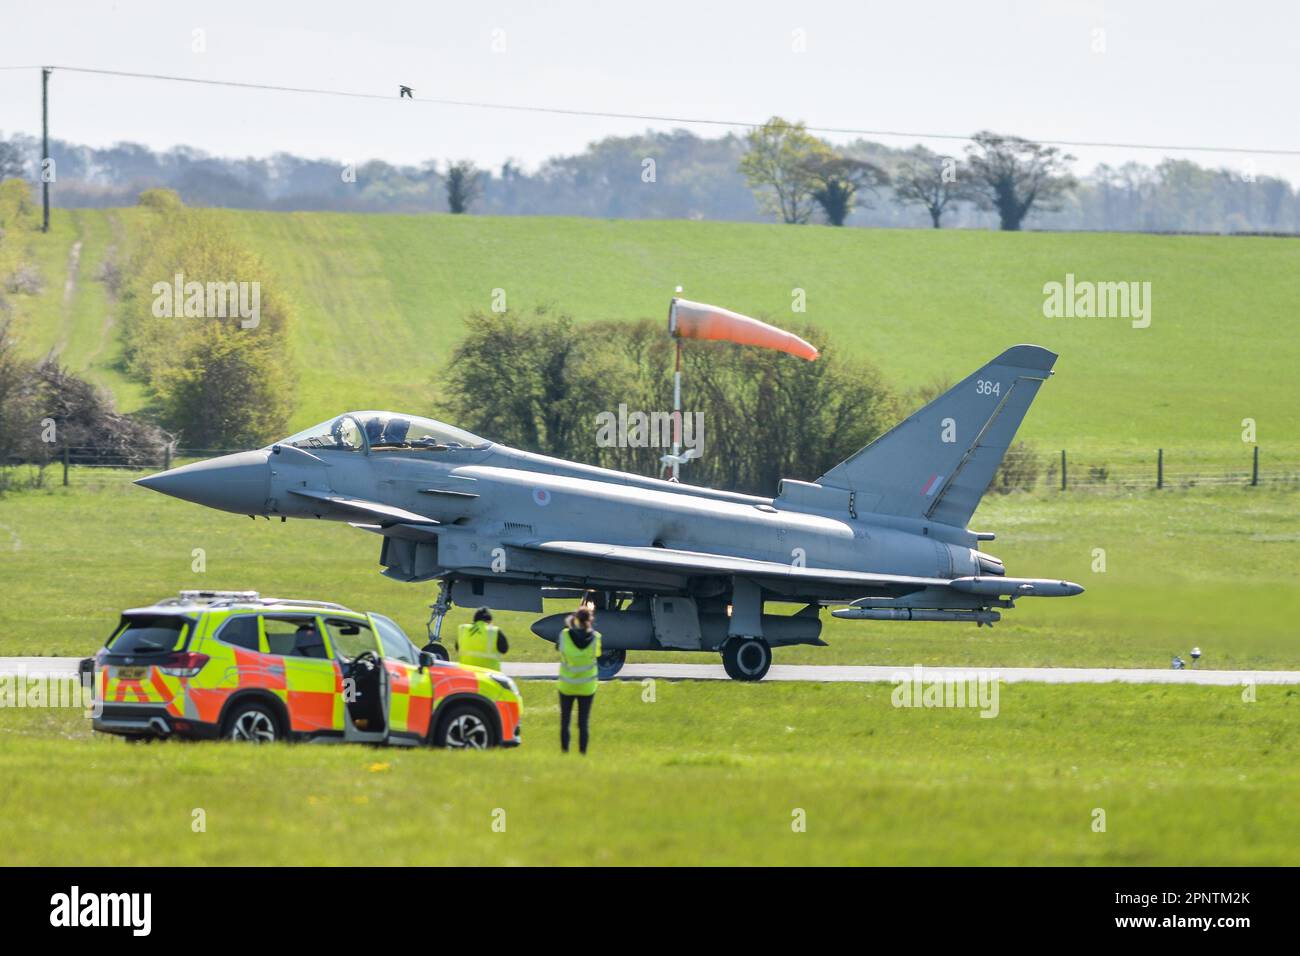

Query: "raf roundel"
<box><xmin>532</xmin><ymin>488</ymin><xmax>551</xmax><ymax>507</ymax></box>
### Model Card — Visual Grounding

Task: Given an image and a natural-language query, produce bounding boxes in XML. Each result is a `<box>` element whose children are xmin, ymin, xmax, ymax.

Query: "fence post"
<box><xmin>62</xmin><ymin>445</ymin><xmax>69</xmax><ymax>487</ymax></box>
<box><xmin>1157</xmin><ymin>448</ymin><xmax>1163</xmax><ymax>490</ymax></box>
<box><xmin>164</xmin><ymin>445</ymin><xmax>172</xmax><ymax>472</ymax></box>
<box><xmin>1060</xmin><ymin>450</ymin><xmax>1067</xmax><ymax>491</ymax></box>
<box><xmin>1251</xmin><ymin>446</ymin><xmax>1259</xmax><ymax>487</ymax></box>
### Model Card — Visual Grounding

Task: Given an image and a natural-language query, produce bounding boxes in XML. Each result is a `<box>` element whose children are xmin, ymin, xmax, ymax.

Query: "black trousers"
<box><xmin>558</xmin><ymin>693</ymin><xmax>594</xmax><ymax>753</ymax></box>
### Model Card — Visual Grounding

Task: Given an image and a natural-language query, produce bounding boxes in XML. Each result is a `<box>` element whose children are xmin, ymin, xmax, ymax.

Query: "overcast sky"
<box><xmin>2</xmin><ymin>0</ymin><xmax>1297</xmax><ymax>181</ymax></box>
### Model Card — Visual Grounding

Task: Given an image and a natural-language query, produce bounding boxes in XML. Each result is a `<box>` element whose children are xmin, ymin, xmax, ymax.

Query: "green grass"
<box><xmin>1</xmin><ymin>680</ymin><xmax>1296</xmax><ymax>865</ymax></box>
<box><xmin>13</xmin><ymin>208</ymin><xmax>144</xmax><ymax>408</ymax></box>
<box><xmin>3</xmin><ymin>210</ymin><xmax>1297</xmax><ymax>667</ymax></box>
<box><xmin>0</xmin><ymin>468</ymin><xmax>1296</xmax><ymax>669</ymax></box>
<box><xmin>3</xmin><ymin>210</ymin><xmax>1299</xmax><ymax>867</ymax></box>
<box><xmin>9</xmin><ymin>210</ymin><xmax>1300</xmax><ymax>469</ymax></box>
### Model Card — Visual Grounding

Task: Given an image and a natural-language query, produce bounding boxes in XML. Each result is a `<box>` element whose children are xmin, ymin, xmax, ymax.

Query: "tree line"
<box><xmin>3</xmin><ymin>129</ymin><xmax>1297</xmax><ymax>234</ymax></box>
<box><xmin>740</xmin><ymin>118</ymin><xmax>1074</xmax><ymax>230</ymax></box>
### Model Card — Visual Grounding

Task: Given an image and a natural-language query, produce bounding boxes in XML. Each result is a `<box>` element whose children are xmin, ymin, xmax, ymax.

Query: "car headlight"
<box><xmin>490</xmin><ymin>673</ymin><xmax>518</xmax><ymax>695</ymax></box>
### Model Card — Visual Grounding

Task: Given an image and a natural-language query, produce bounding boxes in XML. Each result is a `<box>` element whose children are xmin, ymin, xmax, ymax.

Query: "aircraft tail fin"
<box><xmin>816</xmin><ymin>345</ymin><xmax>1057</xmax><ymax>528</ymax></box>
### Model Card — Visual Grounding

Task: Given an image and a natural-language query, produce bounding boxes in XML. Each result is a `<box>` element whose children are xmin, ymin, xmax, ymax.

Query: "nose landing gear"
<box><xmin>423</xmin><ymin>579</ymin><xmax>452</xmax><ymax>661</ymax></box>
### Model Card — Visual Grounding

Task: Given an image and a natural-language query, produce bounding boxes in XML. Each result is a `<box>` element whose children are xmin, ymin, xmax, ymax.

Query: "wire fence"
<box><xmin>1</xmin><ymin>446</ymin><xmax>246</xmax><ymax>485</ymax></box>
<box><xmin>1004</xmin><ymin>447</ymin><xmax>1300</xmax><ymax>492</ymax></box>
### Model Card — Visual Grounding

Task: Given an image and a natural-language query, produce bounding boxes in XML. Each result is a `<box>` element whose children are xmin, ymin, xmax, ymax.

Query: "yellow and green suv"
<box><xmin>83</xmin><ymin>590</ymin><xmax>521</xmax><ymax>748</ymax></box>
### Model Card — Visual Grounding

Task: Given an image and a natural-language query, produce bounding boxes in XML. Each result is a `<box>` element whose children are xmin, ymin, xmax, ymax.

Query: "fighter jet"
<box><xmin>136</xmin><ymin>344</ymin><xmax>1082</xmax><ymax>681</ymax></box>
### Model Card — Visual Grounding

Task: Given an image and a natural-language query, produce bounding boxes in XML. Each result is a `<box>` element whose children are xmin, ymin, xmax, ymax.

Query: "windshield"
<box><xmin>278</xmin><ymin>412</ymin><xmax>488</xmax><ymax>453</ymax></box>
<box><xmin>281</xmin><ymin>415</ymin><xmax>366</xmax><ymax>451</ymax></box>
<box><xmin>372</xmin><ymin>614</ymin><xmax>419</xmax><ymax>664</ymax></box>
<box><xmin>354</xmin><ymin>411</ymin><xmax>490</xmax><ymax>450</ymax></box>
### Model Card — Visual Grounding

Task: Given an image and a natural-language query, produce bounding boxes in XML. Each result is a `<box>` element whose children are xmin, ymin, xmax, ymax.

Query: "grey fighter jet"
<box><xmin>136</xmin><ymin>344</ymin><xmax>1082</xmax><ymax>681</ymax></box>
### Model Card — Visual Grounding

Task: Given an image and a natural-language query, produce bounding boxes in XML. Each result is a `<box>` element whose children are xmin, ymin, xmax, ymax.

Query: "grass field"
<box><xmin>0</xmin><ymin>467</ymin><xmax>1296</xmax><ymax>669</ymax></box>
<box><xmin>2</xmin><ymin>209</ymin><xmax>1298</xmax><ymax>867</ymax></box>
<box><xmin>1</xmin><ymin>679</ymin><xmax>1296</xmax><ymax>866</ymax></box>
<box><xmin>8</xmin><ymin>209</ymin><xmax>1300</xmax><ymax>470</ymax></box>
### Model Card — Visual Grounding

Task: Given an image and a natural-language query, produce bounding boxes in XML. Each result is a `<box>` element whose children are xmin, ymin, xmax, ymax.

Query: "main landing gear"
<box><xmin>721</xmin><ymin>636</ymin><xmax>772</xmax><ymax>681</ymax></box>
<box><xmin>597</xmin><ymin>648</ymin><xmax>626</xmax><ymax>680</ymax></box>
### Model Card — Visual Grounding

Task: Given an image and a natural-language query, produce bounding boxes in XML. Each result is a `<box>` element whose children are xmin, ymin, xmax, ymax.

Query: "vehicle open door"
<box><xmin>322</xmin><ymin>616</ymin><xmax>390</xmax><ymax>744</ymax></box>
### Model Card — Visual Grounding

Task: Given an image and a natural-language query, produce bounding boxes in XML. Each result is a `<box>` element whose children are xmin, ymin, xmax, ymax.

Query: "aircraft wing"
<box><xmin>288</xmin><ymin>489</ymin><xmax>438</xmax><ymax>526</ymax></box>
<box><xmin>517</xmin><ymin>540</ymin><xmax>950</xmax><ymax>592</ymax></box>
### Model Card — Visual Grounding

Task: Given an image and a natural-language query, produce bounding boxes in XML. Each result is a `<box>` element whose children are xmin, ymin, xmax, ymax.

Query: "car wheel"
<box><xmin>597</xmin><ymin>648</ymin><xmax>626</xmax><ymax>680</ymax></box>
<box><xmin>721</xmin><ymin>637</ymin><xmax>771</xmax><ymax>682</ymax></box>
<box><xmin>433</xmin><ymin>701</ymin><xmax>496</xmax><ymax>749</ymax></box>
<box><xmin>223</xmin><ymin>701</ymin><xmax>281</xmax><ymax>743</ymax></box>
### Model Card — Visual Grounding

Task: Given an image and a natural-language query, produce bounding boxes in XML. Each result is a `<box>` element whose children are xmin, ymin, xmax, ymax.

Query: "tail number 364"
<box><xmin>976</xmin><ymin>379</ymin><xmax>1002</xmax><ymax>396</ymax></box>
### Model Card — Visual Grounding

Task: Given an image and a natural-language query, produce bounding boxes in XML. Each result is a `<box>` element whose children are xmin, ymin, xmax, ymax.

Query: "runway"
<box><xmin>5</xmin><ymin>656</ymin><xmax>1299</xmax><ymax>686</ymax></box>
<box><xmin>502</xmin><ymin>662</ymin><xmax>1300</xmax><ymax>685</ymax></box>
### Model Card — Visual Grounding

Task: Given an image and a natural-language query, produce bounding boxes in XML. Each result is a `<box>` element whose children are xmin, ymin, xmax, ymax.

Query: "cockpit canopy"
<box><xmin>278</xmin><ymin>412</ymin><xmax>490</xmax><ymax>453</ymax></box>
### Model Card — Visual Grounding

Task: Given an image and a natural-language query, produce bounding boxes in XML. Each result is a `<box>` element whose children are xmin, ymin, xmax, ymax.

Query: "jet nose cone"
<box><xmin>136</xmin><ymin>450</ymin><xmax>272</xmax><ymax>515</ymax></box>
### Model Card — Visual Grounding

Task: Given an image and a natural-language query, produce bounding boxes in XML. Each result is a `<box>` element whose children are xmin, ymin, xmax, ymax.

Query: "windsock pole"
<box><xmin>670</xmin><ymin>338</ymin><xmax>682</xmax><ymax>480</ymax></box>
<box><xmin>664</xmin><ymin>294</ymin><xmax>818</xmax><ymax>481</ymax></box>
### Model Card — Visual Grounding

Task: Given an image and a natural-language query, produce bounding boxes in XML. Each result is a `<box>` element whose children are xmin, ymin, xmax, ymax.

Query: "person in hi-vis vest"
<box><xmin>455</xmin><ymin>607</ymin><xmax>509</xmax><ymax>671</ymax></box>
<box><xmin>557</xmin><ymin>605</ymin><xmax>601</xmax><ymax>754</ymax></box>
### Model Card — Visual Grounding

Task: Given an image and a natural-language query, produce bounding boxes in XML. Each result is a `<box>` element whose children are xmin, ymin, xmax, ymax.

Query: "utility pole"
<box><xmin>41</xmin><ymin>66</ymin><xmax>51</xmax><ymax>232</ymax></box>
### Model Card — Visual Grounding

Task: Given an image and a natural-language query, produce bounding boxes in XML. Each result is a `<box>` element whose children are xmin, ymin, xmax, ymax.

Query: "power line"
<box><xmin>8</xmin><ymin>63</ymin><xmax>1300</xmax><ymax>157</ymax></box>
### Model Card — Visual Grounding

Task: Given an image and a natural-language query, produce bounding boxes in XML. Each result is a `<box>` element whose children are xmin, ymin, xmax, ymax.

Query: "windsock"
<box><xmin>667</xmin><ymin>297</ymin><xmax>819</xmax><ymax>361</ymax></box>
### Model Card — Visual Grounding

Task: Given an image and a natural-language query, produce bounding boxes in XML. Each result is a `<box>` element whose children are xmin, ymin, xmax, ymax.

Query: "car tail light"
<box><xmin>159</xmin><ymin>652</ymin><xmax>209</xmax><ymax>678</ymax></box>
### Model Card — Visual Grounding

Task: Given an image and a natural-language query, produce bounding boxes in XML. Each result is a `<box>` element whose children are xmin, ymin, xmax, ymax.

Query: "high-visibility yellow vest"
<box><xmin>457</xmin><ymin>622</ymin><xmax>501</xmax><ymax>671</ymax></box>
<box><xmin>557</xmin><ymin>628</ymin><xmax>601</xmax><ymax>696</ymax></box>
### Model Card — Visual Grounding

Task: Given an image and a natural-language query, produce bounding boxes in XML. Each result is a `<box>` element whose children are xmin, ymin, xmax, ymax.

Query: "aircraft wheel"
<box><xmin>422</xmin><ymin>642</ymin><xmax>450</xmax><ymax>662</ymax></box>
<box><xmin>597</xmin><ymin>648</ymin><xmax>626</xmax><ymax>680</ymax></box>
<box><xmin>721</xmin><ymin>637</ymin><xmax>771</xmax><ymax>682</ymax></box>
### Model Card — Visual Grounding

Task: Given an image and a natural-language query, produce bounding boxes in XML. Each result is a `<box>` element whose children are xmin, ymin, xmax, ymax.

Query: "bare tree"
<box><xmin>964</xmin><ymin>132</ymin><xmax>1076</xmax><ymax>231</ymax></box>
<box><xmin>803</xmin><ymin>155</ymin><xmax>888</xmax><ymax>226</ymax></box>
<box><xmin>0</xmin><ymin>320</ymin><xmax>37</xmax><ymax>471</ymax></box>
<box><xmin>739</xmin><ymin>117</ymin><xmax>824</xmax><ymax>224</ymax></box>
<box><xmin>891</xmin><ymin>148</ymin><xmax>973</xmax><ymax>228</ymax></box>
<box><xmin>445</xmin><ymin>160</ymin><xmax>483</xmax><ymax>214</ymax></box>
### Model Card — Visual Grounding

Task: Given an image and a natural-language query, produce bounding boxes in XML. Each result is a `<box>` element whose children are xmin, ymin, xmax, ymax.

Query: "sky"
<box><xmin>1</xmin><ymin>0</ymin><xmax>1298</xmax><ymax>182</ymax></box>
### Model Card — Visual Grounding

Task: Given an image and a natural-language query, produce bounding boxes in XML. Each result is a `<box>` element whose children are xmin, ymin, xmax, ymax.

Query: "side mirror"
<box><xmin>419</xmin><ymin>651</ymin><xmax>437</xmax><ymax>669</ymax></box>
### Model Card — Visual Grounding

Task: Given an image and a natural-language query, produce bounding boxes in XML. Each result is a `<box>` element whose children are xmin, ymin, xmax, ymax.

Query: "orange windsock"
<box><xmin>667</xmin><ymin>297</ymin><xmax>819</xmax><ymax>361</ymax></box>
